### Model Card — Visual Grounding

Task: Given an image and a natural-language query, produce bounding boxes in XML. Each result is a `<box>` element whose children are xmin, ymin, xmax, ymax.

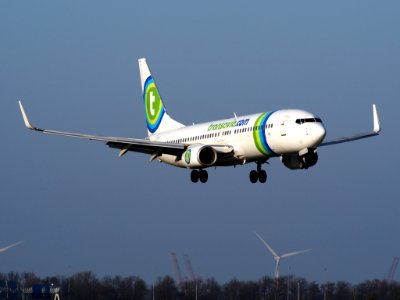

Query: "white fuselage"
<box><xmin>149</xmin><ymin>109</ymin><xmax>326</xmax><ymax>168</ymax></box>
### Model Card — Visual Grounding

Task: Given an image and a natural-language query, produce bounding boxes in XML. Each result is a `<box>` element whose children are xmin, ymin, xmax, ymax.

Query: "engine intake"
<box><xmin>182</xmin><ymin>145</ymin><xmax>217</xmax><ymax>168</ymax></box>
<box><xmin>281</xmin><ymin>149</ymin><xmax>318</xmax><ymax>170</ymax></box>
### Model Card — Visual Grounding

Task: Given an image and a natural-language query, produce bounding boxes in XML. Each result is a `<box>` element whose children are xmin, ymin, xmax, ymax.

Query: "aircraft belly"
<box><xmin>158</xmin><ymin>154</ymin><xmax>185</xmax><ymax>168</ymax></box>
<box><xmin>268</xmin><ymin>135</ymin><xmax>298</xmax><ymax>154</ymax></box>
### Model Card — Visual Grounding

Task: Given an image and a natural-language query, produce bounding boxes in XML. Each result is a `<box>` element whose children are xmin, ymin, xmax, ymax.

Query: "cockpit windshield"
<box><xmin>295</xmin><ymin>118</ymin><xmax>322</xmax><ymax>125</ymax></box>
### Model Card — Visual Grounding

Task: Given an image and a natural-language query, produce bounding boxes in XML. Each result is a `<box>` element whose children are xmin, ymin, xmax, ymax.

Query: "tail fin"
<box><xmin>138</xmin><ymin>58</ymin><xmax>184</xmax><ymax>136</ymax></box>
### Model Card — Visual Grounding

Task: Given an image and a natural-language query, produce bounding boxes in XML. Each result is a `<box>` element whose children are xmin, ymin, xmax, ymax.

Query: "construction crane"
<box><xmin>170</xmin><ymin>253</ymin><xmax>183</xmax><ymax>285</ymax></box>
<box><xmin>170</xmin><ymin>253</ymin><xmax>198</xmax><ymax>284</ymax></box>
<box><xmin>183</xmin><ymin>254</ymin><xmax>196</xmax><ymax>282</ymax></box>
<box><xmin>386</xmin><ymin>257</ymin><xmax>399</xmax><ymax>282</ymax></box>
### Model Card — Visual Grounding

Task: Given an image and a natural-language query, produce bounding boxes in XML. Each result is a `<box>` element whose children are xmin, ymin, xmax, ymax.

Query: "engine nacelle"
<box><xmin>182</xmin><ymin>145</ymin><xmax>217</xmax><ymax>168</ymax></box>
<box><xmin>281</xmin><ymin>149</ymin><xmax>318</xmax><ymax>170</ymax></box>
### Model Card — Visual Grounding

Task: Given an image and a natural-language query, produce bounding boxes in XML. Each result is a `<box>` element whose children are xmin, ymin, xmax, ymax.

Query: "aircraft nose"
<box><xmin>314</xmin><ymin>123</ymin><xmax>326</xmax><ymax>145</ymax></box>
<box><xmin>306</xmin><ymin>122</ymin><xmax>326</xmax><ymax>147</ymax></box>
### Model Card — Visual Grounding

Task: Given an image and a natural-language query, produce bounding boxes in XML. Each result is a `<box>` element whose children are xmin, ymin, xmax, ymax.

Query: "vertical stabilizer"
<box><xmin>138</xmin><ymin>58</ymin><xmax>184</xmax><ymax>136</ymax></box>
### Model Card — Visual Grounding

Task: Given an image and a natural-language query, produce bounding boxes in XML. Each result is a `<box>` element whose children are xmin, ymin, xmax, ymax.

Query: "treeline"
<box><xmin>0</xmin><ymin>271</ymin><xmax>399</xmax><ymax>300</ymax></box>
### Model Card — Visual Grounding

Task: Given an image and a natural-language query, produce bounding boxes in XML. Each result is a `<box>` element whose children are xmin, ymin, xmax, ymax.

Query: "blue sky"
<box><xmin>1</xmin><ymin>1</ymin><xmax>399</xmax><ymax>284</ymax></box>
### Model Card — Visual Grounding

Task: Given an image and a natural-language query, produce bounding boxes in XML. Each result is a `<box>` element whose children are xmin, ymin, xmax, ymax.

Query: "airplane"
<box><xmin>254</xmin><ymin>231</ymin><xmax>311</xmax><ymax>279</ymax></box>
<box><xmin>18</xmin><ymin>58</ymin><xmax>381</xmax><ymax>183</ymax></box>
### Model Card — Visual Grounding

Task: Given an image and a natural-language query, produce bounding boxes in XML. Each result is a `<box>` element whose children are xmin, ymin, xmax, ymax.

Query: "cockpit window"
<box><xmin>295</xmin><ymin>118</ymin><xmax>322</xmax><ymax>124</ymax></box>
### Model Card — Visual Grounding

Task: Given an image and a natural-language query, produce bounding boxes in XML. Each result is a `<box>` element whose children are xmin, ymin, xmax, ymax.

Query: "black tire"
<box><xmin>249</xmin><ymin>170</ymin><xmax>258</xmax><ymax>183</ymax></box>
<box><xmin>258</xmin><ymin>170</ymin><xmax>267</xmax><ymax>183</ymax></box>
<box><xmin>199</xmin><ymin>170</ymin><xmax>208</xmax><ymax>183</ymax></box>
<box><xmin>191</xmin><ymin>170</ymin><xmax>199</xmax><ymax>183</ymax></box>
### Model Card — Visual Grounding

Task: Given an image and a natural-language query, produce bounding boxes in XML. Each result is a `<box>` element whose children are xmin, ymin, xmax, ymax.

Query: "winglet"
<box><xmin>18</xmin><ymin>101</ymin><xmax>42</xmax><ymax>131</ymax></box>
<box><xmin>372</xmin><ymin>104</ymin><xmax>380</xmax><ymax>133</ymax></box>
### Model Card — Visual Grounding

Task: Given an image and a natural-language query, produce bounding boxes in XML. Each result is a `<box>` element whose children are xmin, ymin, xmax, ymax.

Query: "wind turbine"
<box><xmin>254</xmin><ymin>232</ymin><xmax>311</xmax><ymax>279</ymax></box>
<box><xmin>0</xmin><ymin>241</ymin><xmax>23</xmax><ymax>253</ymax></box>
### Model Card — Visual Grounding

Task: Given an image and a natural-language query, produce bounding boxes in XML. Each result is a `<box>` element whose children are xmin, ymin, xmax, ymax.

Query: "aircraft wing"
<box><xmin>320</xmin><ymin>104</ymin><xmax>381</xmax><ymax>146</ymax></box>
<box><xmin>18</xmin><ymin>101</ymin><xmax>235</xmax><ymax>160</ymax></box>
<box><xmin>18</xmin><ymin>101</ymin><xmax>186</xmax><ymax>157</ymax></box>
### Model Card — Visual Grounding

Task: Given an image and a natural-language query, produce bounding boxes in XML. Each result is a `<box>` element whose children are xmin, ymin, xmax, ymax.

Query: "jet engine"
<box><xmin>281</xmin><ymin>149</ymin><xmax>318</xmax><ymax>170</ymax></box>
<box><xmin>182</xmin><ymin>145</ymin><xmax>217</xmax><ymax>168</ymax></box>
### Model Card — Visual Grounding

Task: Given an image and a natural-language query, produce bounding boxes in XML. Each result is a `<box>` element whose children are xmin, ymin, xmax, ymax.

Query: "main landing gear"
<box><xmin>191</xmin><ymin>169</ymin><xmax>208</xmax><ymax>183</ymax></box>
<box><xmin>249</xmin><ymin>162</ymin><xmax>267</xmax><ymax>183</ymax></box>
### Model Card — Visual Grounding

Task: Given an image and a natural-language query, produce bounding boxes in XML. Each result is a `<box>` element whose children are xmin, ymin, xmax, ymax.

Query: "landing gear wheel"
<box><xmin>199</xmin><ymin>170</ymin><xmax>208</xmax><ymax>183</ymax></box>
<box><xmin>190</xmin><ymin>170</ymin><xmax>199</xmax><ymax>183</ymax></box>
<box><xmin>258</xmin><ymin>170</ymin><xmax>267</xmax><ymax>183</ymax></box>
<box><xmin>249</xmin><ymin>170</ymin><xmax>258</xmax><ymax>183</ymax></box>
<box><xmin>250</xmin><ymin>162</ymin><xmax>268</xmax><ymax>183</ymax></box>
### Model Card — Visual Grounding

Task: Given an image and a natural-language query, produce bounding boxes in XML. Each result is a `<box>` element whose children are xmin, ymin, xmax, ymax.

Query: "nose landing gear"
<box><xmin>249</xmin><ymin>162</ymin><xmax>267</xmax><ymax>183</ymax></box>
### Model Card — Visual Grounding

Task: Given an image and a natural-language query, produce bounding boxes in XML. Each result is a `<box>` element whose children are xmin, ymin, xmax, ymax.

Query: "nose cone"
<box><xmin>312</xmin><ymin>123</ymin><xmax>326</xmax><ymax>146</ymax></box>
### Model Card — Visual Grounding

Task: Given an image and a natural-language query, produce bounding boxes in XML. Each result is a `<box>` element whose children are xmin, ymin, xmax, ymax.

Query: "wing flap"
<box><xmin>106</xmin><ymin>141</ymin><xmax>184</xmax><ymax>156</ymax></box>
